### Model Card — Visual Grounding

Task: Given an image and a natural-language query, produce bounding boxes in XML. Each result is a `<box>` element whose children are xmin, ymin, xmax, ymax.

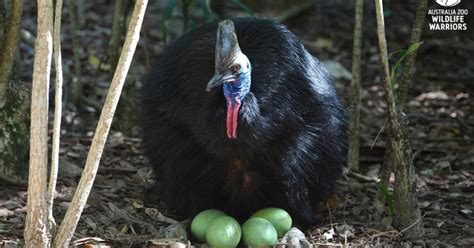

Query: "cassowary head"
<box><xmin>206</xmin><ymin>20</ymin><xmax>252</xmax><ymax>139</ymax></box>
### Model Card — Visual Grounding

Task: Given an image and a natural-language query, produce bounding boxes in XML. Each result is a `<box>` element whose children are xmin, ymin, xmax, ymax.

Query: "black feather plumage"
<box><xmin>140</xmin><ymin>17</ymin><xmax>346</xmax><ymax>227</ymax></box>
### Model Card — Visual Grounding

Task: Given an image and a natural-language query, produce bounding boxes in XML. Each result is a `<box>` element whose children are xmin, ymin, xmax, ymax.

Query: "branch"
<box><xmin>24</xmin><ymin>0</ymin><xmax>53</xmax><ymax>246</ymax></box>
<box><xmin>375</xmin><ymin>0</ymin><xmax>396</xmax><ymax>194</ymax></box>
<box><xmin>53</xmin><ymin>0</ymin><xmax>149</xmax><ymax>246</ymax></box>
<box><xmin>47</xmin><ymin>0</ymin><xmax>64</xmax><ymax>234</ymax></box>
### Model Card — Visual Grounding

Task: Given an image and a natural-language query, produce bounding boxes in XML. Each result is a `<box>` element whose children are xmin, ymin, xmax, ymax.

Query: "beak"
<box><xmin>206</xmin><ymin>73</ymin><xmax>237</xmax><ymax>92</ymax></box>
<box><xmin>207</xmin><ymin>20</ymin><xmax>241</xmax><ymax>92</ymax></box>
<box><xmin>206</xmin><ymin>74</ymin><xmax>224</xmax><ymax>92</ymax></box>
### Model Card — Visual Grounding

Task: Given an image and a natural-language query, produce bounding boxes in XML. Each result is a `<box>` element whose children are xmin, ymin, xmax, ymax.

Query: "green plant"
<box><xmin>379</xmin><ymin>186</ymin><xmax>394</xmax><ymax>215</ymax></box>
<box><xmin>388</xmin><ymin>42</ymin><xmax>423</xmax><ymax>96</ymax></box>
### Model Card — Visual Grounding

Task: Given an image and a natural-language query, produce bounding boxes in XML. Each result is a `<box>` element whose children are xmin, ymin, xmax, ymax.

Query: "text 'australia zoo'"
<box><xmin>428</xmin><ymin>9</ymin><xmax>468</xmax><ymax>31</ymax></box>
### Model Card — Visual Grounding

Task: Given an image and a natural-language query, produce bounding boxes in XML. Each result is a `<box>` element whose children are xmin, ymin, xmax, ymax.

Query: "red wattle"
<box><xmin>226</xmin><ymin>96</ymin><xmax>233</xmax><ymax>139</ymax></box>
<box><xmin>225</xmin><ymin>96</ymin><xmax>241</xmax><ymax>139</ymax></box>
<box><xmin>231</xmin><ymin>98</ymin><xmax>241</xmax><ymax>138</ymax></box>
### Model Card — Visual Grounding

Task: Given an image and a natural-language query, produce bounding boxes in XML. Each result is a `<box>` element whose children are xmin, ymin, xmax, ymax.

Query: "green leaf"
<box><xmin>388</xmin><ymin>49</ymin><xmax>407</xmax><ymax>60</ymax></box>
<box><xmin>389</xmin><ymin>41</ymin><xmax>424</xmax><ymax>96</ymax></box>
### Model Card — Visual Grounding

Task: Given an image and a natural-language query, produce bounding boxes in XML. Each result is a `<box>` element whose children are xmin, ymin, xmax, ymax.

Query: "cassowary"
<box><xmin>140</xmin><ymin>17</ymin><xmax>346</xmax><ymax>227</ymax></box>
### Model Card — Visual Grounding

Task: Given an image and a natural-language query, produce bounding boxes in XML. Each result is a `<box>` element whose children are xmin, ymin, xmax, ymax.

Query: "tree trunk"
<box><xmin>374</xmin><ymin>0</ymin><xmax>424</xmax><ymax>240</ymax></box>
<box><xmin>24</xmin><ymin>0</ymin><xmax>54</xmax><ymax>246</ymax></box>
<box><xmin>398</xmin><ymin>0</ymin><xmax>428</xmax><ymax>110</ymax></box>
<box><xmin>0</xmin><ymin>0</ymin><xmax>30</xmax><ymax>185</ymax></box>
<box><xmin>393</xmin><ymin>0</ymin><xmax>427</xmax><ymax>239</ymax></box>
<box><xmin>379</xmin><ymin>0</ymin><xmax>427</xmax><ymax>200</ymax></box>
<box><xmin>348</xmin><ymin>0</ymin><xmax>364</xmax><ymax>172</ymax></box>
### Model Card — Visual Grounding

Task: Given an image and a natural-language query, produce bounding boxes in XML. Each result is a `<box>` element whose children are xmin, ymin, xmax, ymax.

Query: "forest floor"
<box><xmin>1</xmin><ymin>0</ymin><xmax>473</xmax><ymax>247</ymax></box>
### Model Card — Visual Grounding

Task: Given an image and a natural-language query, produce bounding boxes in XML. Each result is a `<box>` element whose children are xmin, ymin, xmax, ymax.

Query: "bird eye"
<box><xmin>230</xmin><ymin>64</ymin><xmax>241</xmax><ymax>74</ymax></box>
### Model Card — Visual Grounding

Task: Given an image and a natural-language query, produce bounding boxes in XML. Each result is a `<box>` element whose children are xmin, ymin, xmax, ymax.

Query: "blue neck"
<box><xmin>223</xmin><ymin>73</ymin><xmax>251</xmax><ymax>105</ymax></box>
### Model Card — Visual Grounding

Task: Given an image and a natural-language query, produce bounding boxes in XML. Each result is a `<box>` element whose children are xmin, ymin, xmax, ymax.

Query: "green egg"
<box><xmin>191</xmin><ymin>209</ymin><xmax>226</xmax><ymax>242</ymax></box>
<box><xmin>242</xmin><ymin>217</ymin><xmax>278</xmax><ymax>248</ymax></box>
<box><xmin>205</xmin><ymin>216</ymin><xmax>241</xmax><ymax>248</ymax></box>
<box><xmin>251</xmin><ymin>207</ymin><xmax>292</xmax><ymax>238</ymax></box>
